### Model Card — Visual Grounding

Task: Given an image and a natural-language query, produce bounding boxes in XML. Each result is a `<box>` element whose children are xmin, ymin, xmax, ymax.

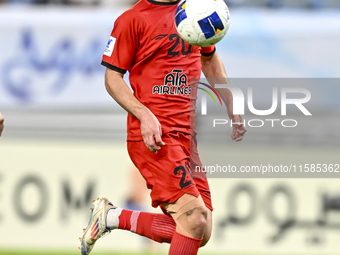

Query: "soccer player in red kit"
<box><xmin>80</xmin><ymin>0</ymin><xmax>246</xmax><ymax>254</ymax></box>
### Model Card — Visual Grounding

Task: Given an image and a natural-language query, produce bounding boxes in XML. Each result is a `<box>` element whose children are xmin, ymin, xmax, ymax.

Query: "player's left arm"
<box><xmin>201</xmin><ymin>52</ymin><xmax>246</xmax><ymax>142</ymax></box>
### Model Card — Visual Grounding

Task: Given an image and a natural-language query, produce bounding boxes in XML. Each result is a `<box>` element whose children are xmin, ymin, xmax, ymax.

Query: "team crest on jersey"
<box><xmin>152</xmin><ymin>69</ymin><xmax>191</xmax><ymax>96</ymax></box>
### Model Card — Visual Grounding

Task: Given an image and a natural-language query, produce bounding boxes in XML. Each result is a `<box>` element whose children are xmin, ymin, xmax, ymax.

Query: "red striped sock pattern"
<box><xmin>169</xmin><ymin>232</ymin><xmax>202</xmax><ymax>255</ymax></box>
<box><xmin>118</xmin><ymin>210</ymin><xmax>176</xmax><ymax>243</ymax></box>
<box><xmin>148</xmin><ymin>214</ymin><xmax>176</xmax><ymax>243</ymax></box>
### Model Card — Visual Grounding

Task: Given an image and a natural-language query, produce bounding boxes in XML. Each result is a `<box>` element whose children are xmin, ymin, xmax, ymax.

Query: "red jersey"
<box><xmin>102</xmin><ymin>0</ymin><xmax>215</xmax><ymax>141</ymax></box>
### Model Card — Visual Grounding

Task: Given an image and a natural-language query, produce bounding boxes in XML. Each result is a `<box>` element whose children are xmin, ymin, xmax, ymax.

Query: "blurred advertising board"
<box><xmin>1</xmin><ymin>140</ymin><xmax>340</xmax><ymax>254</ymax></box>
<box><xmin>0</xmin><ymin>8</ymin><xmax>340</xmax><ymax>109</ymax></box>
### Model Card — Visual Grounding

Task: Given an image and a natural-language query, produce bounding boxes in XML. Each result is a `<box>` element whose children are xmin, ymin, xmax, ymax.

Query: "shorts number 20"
<box><xmin>174</xmin><ymin>162</ymin><xmax>193</xmax><ymax>189</ymax></box>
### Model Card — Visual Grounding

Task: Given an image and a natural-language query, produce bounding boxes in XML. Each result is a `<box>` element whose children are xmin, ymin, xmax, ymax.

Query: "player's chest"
<box><xmin>139</xmin><ymin>14</ymin><xmax>198</xmax><ymax>58</ymax></box>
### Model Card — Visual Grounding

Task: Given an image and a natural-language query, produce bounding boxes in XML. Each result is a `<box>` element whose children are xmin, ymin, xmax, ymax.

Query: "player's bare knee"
<box><xmin>187</xmin><ymin>206</ymin><xmax>208</xmax><ymax>239</ymax></box>
<box><xmin>166</xmin><ymin>194</ymin><xmax>208</xmax><ymax>239</ymax></box>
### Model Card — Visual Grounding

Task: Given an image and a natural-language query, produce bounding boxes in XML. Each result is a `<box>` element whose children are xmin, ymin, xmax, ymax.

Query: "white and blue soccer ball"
<box><xmin>175</xmin><ymin>0</ymin><xmax>230</xmax><ymax>47</ymax></box>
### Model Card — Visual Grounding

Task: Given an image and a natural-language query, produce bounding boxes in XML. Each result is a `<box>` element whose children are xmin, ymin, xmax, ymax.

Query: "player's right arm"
<box><xmin>102</xmin><ymin>12</ymin><xmax>165</xmax><ymax>153</ymax></box>
<box><xmin>0</xmin><ymin>112</ymin><xmax>4</xmax><ymax>136</ymax></box>
<box><xmin>105</xmin><ymin>69</ymin><xmax>165</xmax><ymax>153</ymax></box>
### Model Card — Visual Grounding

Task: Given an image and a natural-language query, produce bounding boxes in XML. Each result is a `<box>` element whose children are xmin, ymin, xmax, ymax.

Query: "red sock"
<box><xmin>118</xmin><ymin>209</ymin><xmax>176</xmax><ymax>243</ymax></box>
<box><xmin>169</xmin><ymin>232</ymin><xmax>202</xmax><ymax>255</ymax></box>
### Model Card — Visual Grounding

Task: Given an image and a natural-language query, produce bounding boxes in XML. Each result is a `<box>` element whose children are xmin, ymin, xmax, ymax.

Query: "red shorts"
<box><xmin>127</xmin><ymin>132</ymin><xmax>213</xmax><ymax>211</ymax></box>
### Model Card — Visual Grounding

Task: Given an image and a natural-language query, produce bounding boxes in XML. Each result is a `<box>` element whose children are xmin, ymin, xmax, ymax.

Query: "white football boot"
<box><xmin>79</xmin><ymin>197</ymin><xmax>118</xmax><ymax>255</ymax></box>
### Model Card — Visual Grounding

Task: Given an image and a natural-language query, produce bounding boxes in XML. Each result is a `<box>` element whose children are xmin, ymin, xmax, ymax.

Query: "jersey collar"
<box><xmin>147</xmin><ymin>0</ymin><xmax>180</xmax><ymax>6</ymax></box>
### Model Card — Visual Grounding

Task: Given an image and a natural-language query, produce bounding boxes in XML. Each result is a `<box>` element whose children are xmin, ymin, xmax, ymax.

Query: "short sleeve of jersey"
<box><xmin>101</xmin><ymin>11</ymin><xmax>139</xmax><ymax>74</ymax></box>
<box><xmin>200</xmin><ymin>46</ymin><xmax>216</xmax><ymax>57</ymax></box>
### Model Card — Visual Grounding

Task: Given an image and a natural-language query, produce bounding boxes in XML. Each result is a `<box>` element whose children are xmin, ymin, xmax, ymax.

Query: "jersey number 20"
<box><xmin>168</xmin><ymin>34</ymin><xmax>192</xmax><ymax>56</ymax></box>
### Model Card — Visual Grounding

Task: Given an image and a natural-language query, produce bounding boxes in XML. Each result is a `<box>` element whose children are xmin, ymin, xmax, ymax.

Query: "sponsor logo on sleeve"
<box><xmin>104</xmin><ymin>36</ymin><xmax>116</xmax><ymax>57</ymax></box>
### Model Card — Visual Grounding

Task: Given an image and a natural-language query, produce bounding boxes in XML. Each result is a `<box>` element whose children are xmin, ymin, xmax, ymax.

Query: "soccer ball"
<box><xmin>174</xmin><ymin>0</ymin><xmax>230</xmax><ymax>47</ymax></box>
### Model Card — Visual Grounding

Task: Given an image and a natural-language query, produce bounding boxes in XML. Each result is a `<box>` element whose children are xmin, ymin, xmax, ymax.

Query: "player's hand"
<box><xmin>230</xmin><ymin>114</ymin><xmax>246</xmax><ymax>142</ymax></box>
<box><xmin>140</xmin><ymin>110</ymin><xmax>165</xmax><ymax>153</ymax></box>
<box><xmin>0</xmin><ymin>112</ymin><xmax>4</xmax><ymax>136</ymax></box>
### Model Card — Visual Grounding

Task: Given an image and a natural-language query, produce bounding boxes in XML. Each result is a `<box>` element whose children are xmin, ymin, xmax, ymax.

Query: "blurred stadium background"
<box><xmin>0</xmin><ymin>0</ymin><xmax>340</xmax><ymax>255</ymax></box>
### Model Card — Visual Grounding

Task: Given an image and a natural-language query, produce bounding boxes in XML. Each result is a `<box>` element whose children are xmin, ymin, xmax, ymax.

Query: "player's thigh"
<box><xmin>127</xmin><ymin>137</ymin><xmax>200</xmax><ymax>207</ymax></box>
